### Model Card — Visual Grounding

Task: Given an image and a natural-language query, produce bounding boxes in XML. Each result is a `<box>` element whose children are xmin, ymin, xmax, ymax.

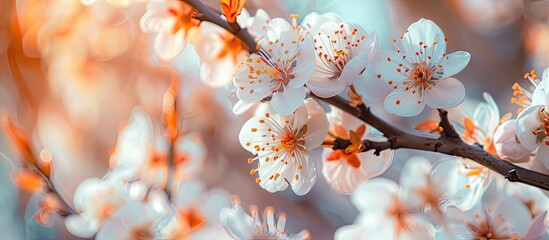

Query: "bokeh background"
<box><xmin>0</xmin><ymin>0</ymin><xmax>548</xmax><ymax>239</ymax></box>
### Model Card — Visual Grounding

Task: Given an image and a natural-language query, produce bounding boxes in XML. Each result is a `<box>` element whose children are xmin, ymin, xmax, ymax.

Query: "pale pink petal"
<box><xmin>384</xmin><ymin>84</ymin><xmax>426</xmax><ymax>117</ymax></box>
<box><xmin>65</xmin><ymin>215</ymin><xmax>99</xmax><ymax>238</ymax></box>
<box><xmin>351</xmin><ymin>178</ymin><xmax>399</xmax><ymax>213</ymax></box>
<box><xmin>493</xmin><ymin>120</ymin><xmax>531</xmax><ymax>163</ymax></box>
<box><xmin>370</xmin><ymin>50</ymin><xmax>407</xmax><ymax>84</ymax></box>
<box><xmin>270</xmin><ymin>86</ymin><xmax>307</xmax><ymax>115</ymax></box>
<box><xmin>303</xmin><ymin>99</ymin><xmax>330</xmax><ymax>149</ymax></box>
<box><xmin>154</xmin><ymin>30</ymin><xmax>186</xmax><ymax>61</ymax></box>
<box><xmin>522</xmin><ymin>211</ymin><xmax>548</xmax><ymax>240</ymax></box>
<box><xmin>536</xmin><ymin>145</ymin><xmax>549</xmax><ymax>170</ymax></box>
<box><xmin>515</xmin><ymin>105</ymin><xmax>544</xmax><ymax>151</ymax></box>
<box><xmin>440</xmin><ymin>51</ymin><xmax>471</xmax><ymax>78</ymax></box>
<box><xmin>424</xmin><ymin>77</ymin><xmax>466</xmax><ymax>109</ymax></box>
<box><xmin>403</xmin><ymin>18</ymin><xmax>446</xmax><ymax>64</ymax></box>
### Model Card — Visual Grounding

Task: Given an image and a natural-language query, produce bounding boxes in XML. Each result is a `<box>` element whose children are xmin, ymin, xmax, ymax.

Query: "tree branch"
<box><xmin>177</xmin><ymin>0</ymin><xmax>549</xmax><ymax>190</ymax></box>
<box><xmin>321</xmin><ymin>95</ymin><xmax>549</xmax><ymax>190</ymax></box>
<box><xmin>180</xmin><ymin>0</ymin><xmax>257</xmax><ymax>53</ymax></box>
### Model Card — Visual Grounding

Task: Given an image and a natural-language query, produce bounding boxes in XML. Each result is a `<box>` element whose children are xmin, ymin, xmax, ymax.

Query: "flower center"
<box><xmin>280</xmin><ymin>133</ymin><xmax>298</xmax><ymax>151</ymax></box>
<box><xmin>387</xmin><ymin>195</ymin><xmax>412</xmax><ymax>236</ymax></box>
<box><xmin>128</xmin><ymin>223</ymin><xmax>155</xmax><ymax>240</ymax></box>
<box><xmin>411</xmin><ymin>62</ymin><xmax>433</xmax><ymax>84</ymax></box>
<box><xmin>215</xmin><ymin>33</ymin><xmax>243</xmax><ymax>60</ymax></box>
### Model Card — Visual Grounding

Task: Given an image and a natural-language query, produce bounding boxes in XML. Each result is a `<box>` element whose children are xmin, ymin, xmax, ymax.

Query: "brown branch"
<box><xmin>180</xmin><ymin>0</ymin><xmax>257</xmax><ymax>53</ymax></box>
<box><xmin>320</xmin><ymin>95</ymin><xmax>549</xmax><ymax>190</ymax></box>
<box><xmin>174</xmin><ymin>1</ymin><xmax>549</xmax><ymax>190</ymax></box>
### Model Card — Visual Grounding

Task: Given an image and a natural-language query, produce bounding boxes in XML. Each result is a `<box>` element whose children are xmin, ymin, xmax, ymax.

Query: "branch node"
<box><xmin>507</xmin><ymin>169</ymin><xmax>519</xmax><ymax>182</ymax></box>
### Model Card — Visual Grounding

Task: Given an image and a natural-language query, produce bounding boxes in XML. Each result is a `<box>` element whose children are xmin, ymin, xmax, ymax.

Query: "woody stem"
<box><xmin>181</xmin><ymin>0</ymin><xmax>549</xmax><ymax>190</ymax></box>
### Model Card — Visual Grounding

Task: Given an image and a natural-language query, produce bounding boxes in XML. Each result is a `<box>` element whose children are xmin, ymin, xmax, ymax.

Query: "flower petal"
<box><xmin>303</xmin><ymin>99</ymin><xmax>329</xmax><ymax>149</ymax></box>
<box><xmin>65</xmin><ymin>215</ymin><xmax>100</xmax><ymax>238</ymax></box>
<box><xmin>351</xmin><ymin>178</ymin><xmax>399</xmax><ymax>213</ymax></box>
<box><xmin>384</xmin><ymin>84</ymin><xmax>426</xmax><ymax>117</ymax></box>
<box><xmin>154</xmin><ymin>30</ymin><xmax>186</xmax><ymax>61</ymax></box>
<box><xmin>440</xmin><ymin>51</ymin><xmax>471</xmax><ymax>78</ymax></box>
<box><xmin>270</xmin><ymin>87</ymin><xmax>306</xmax><ymax>115</ymax></box>
<box><xmin>515</xmin><ymin>105</ymin><xmax>544</xmax><ymax>151</ymax></box>
<box><xmin>424</xmin><ymin>77</ymin><xmax>465</xmax><ymax>109</ymax></box>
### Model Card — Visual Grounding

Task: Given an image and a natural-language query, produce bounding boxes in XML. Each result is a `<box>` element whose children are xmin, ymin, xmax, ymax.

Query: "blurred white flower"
<box><xmin>245</xmin><ymin>9</ymin><xmax>271</xmax><ymax>39</ymax></box>
<box><xmin>65</xmin><ymin>178</ymin><xmax>129</xmax><ymax>238</ymax></box>
<box><xmin>512</xmin><ymin>68</ymin><xmax>549</xmax><ymax>169</ymax></box>
<box><xmin>336</xmin><ymin>178</ymin><xmax>435</xmax><ymax>240</ymax></box>
<box><xmin>300</xmin><ymin>12</ymin><xmax>342</xmax><ymax>37</ymax></box>
<box><xmin>220</xmin><ymin>198</ymin><xmax>311</xmax><ymax>240</ymax></box>
<box><xmin>140</xmin><ymin>0</ymin><xmax>198</xmax><ymax>61</ymax></box>
<box><xmin>372</xmin><ymin>18</ymin><xmax>470</xmax><ymax>117</ymax></box>
<box><xmin>322</xmin><ymin>107</ymin><xmax>393</xmax><ymax>194</ymax></box>
<box><xmin>515</xmin><ymin>105</ymin><xmax>549</xmax><ymax>169</ymax></box>
<box><xmin>438</xmin><ymin>183</ymin><xmax>548</xmax><ymax>240</ymax></box>
<box><xmin>239</xmin><ymin>98</ymin><xmax>328</xmax><ymax>195</ymax></box>
<box><xmin>171</xmin><ymin>181</ymin><xmax>232</xmax><ymax>239</ymax></box>
<box><xmin>431</xmin><ymin>158</ymin><xmax>496</xmax><ymax>212</ymax></box>
<box><xmin>234</xmin><ymin>18</ymin><xmax>315</xmax><ymax>115</ymax></box>
<box><xmin>95</xmin><ymin>199</ymin><xmax>177</xmax><ymax>240</ymax></box>
<box><xmin>307</xmin><ymin>22</ymin><xmax>377</xmax><ymax>98</ymax></box>
<box><xmin>493</xmin><ymin>119</ymin><xmax>531</xmax><ymax>163</ymax></box>
<box><xmin>194</xmin><ymin>22</ymin><xmax>248</xmax><ymax>88</ymax></box>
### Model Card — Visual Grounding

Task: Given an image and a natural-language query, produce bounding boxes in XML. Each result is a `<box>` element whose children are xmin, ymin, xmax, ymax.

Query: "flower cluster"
<box><xmin>6</xmin><ymin>0</ymin><xmax>549</xmax><ymax>239</ymax></box>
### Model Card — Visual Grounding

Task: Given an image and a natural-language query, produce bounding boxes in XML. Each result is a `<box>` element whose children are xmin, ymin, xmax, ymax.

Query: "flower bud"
<box><xmin>493</xmin><ymin>119</ymin><xmax>531</xmax><ymax>163</ymax></box>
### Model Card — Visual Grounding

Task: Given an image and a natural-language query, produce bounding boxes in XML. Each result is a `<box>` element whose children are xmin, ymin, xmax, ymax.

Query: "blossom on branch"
<box><xmin>307</xmin><ymin>22</ymin><xmax>377</xmax><ymax>98</ymax></box>
<box><xmin>239</xmin><ymin>98</ymin><xmax>329</xmax><ymax>195</ymax></box>
<box><xmin>140</xmin><ymin>0</ymin><xmax>198</xmax><ymax>61</ymax></box>
<box><xmin>322</xmin><ymin>107</ymin><xmax>393</xmax><ymax>194</ymax></box>
<box><xmin>234</xmin><ymin>18</ymin><xmax>315</xmax><ymax>115</ymax></box>
<box><xmin>373</xmin><ymin>18</ymin><xmax>470</xmax><ymax>117</ymax></box>
<box><xmin>512</xmin><ymin>68</ymin><xmax>549</xmax><ymax>168</ymax></box>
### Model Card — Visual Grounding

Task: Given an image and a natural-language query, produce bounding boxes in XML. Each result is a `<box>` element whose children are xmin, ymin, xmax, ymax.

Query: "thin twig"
<box><xmin>181</xmin><ymin>0</ymin><xmax>257</xmax><ymax>53</ymax></box>
<box><xmin>321</xmin><ymin>95</ymin><xmax>549</xmax><ymax>190</ymax></box>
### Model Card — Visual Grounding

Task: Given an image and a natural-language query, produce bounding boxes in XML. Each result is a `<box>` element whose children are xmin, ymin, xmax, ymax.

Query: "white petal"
<box><xmin>351</xmin><ymin>178</ymin><xmax>399</xmax><ymax>213</ymax></box>
<box><xmin>96</xmin><ymin>220</ymin><xmax>128</xmax><ymax>240</ymax></box>
<box><xmin>139</xmin><ymin>7</ymin><xmax>166</xmax><ymax>33</ymax></box>
<box><xmin>303</xmin><ymin>98</ymin><xmax>329</xmax><ymax>149</ymax></box>
<box><xmin>515</xmin><ymin>105</ymin><xmax>544</xmax><ymax>151</ymax></box>
<box><xmin>523</xmin><ymin>211</ymin><xmax>548</xmax><ymax>240</ymax></box>
<box><xmin>270</xmin><ymin>87</ymin><xmax>306</xmax><ymax>115</ymax></box>
<box><xmin>65</xmin><ymin>215</ymin><xmax>99</xmax><ymax>238</ymax></box>
<box><xmin>536</xmin><ymin>145</ymin><xmax>549</xmax><ymax>169</ymax></box>
<box><xmin>493</xmin><ymin>197</ymin><xmax>531</xmax><ymax>236</ymax></box>
<box><xmin>424</xmin><ymin>77</ymin><xmax>465</xmax><ymax>109</ymax></box>
<box><xmin>266</xmin><ymin>18</ymin><xmax>294</xmax><ymax>41</ymax></box>
<box><xmin>403</xmin><ymin>18</ymin><xmax>446</xmax><ymax>63</ymax></box>
<box><xmin>232</xmin><ymin>100</ymin><xmax>255</xmax><ymax>115</ymax></box>
<box><xmin>288</xmin><ymin>35</ymin><xmax>315</xmax><ymax>88</ymax></box>
<box><xmin>532</xmin><ymin>68</ymin><xmax>549</xmax><ymax>107</ymax></box>
<box><xmin>219</xmin><ymin>204</ymin><xmax>255</xmax><ymax>240</ymax></box>
<box><xmin>154</xmin><ymin>30</ymin><xmax>186</xmax><ymax>62</ymax></box>
<box><xmin>72</xmin><ymin>177</ymin><xmax>103</xmax><ymax>211</ymax></box>
<box><xmin>441</xmin><ymin>51</ymin><xmax>471</xmax><ymax>78</ymax></box>
<box><xmin>338</xmin><ymin>52</ymin><xmax>370</xmax><ymax>85</ymax></box>
<box><xmin>384</xmin><ymin>84</ymin><xmax>426</xmax><ymax>117</ymax></box>
<box><xmin>371</xmin><ymin>50</ymin><xmax>408</xmax><ymax>84</ymax></box>
<box><xmin>493</xmin><ymin>120</ymin><xmax>531</xmax><ymax>163</ymax></box>
<box><xmin>290</xmin><ymin>148</ymin><xmax>319</xmax><ymax>195</ymax></box>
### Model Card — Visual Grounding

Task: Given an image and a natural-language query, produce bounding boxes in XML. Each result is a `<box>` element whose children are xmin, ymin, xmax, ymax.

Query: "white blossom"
<box><xmin>373</xmin><ymin>18</ymin><xmax>470</xmax><ymax>117</ymax></box>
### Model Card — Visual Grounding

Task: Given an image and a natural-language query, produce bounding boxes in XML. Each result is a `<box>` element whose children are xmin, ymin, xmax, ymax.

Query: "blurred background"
<box><xmin>0</xmin><ymin>0</ymin><xmax>548</xmax><ymax>239</ymax></box>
